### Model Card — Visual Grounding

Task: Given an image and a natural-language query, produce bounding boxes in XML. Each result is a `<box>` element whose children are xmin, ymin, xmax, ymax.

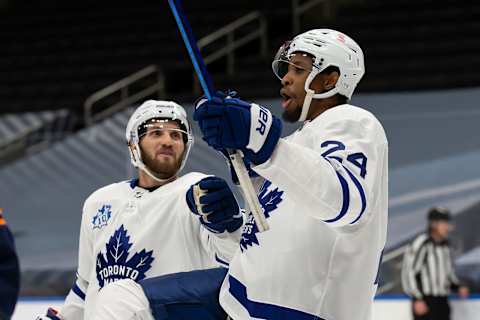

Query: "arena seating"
<box><xmin>0</xmin><ymin>109</ymin><xmax>74</xmax><ymax>165</ymax></box>
<box><xmin>1</xmin><ymin>0</ymin><xmax>479</xmax><ymax>115</ymax></box>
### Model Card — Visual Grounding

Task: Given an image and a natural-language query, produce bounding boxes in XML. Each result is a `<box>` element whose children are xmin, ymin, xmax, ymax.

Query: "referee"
<box><xmin>401</xmin><ymin>207</ymin><xmax>469</xmax><ymax>320</ymax></box>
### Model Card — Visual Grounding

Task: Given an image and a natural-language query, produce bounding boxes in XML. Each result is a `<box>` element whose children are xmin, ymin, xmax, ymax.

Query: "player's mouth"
<box><xmin>157</xmin><ymin>149</ymin><xmax>175</xmax><ymax>158</ymax></box>
<box><xmin>280</xmin><ymin>89</ymin><xmax>295</xmax><ymax>110</ymax></box>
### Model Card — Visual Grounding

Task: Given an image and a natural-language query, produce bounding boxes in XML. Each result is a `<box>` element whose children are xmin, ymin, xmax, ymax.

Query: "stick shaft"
<box><xmin>168</xmin><ymin>0</ymin><xmax>269</xmax><ymax>232</ymax></box>
<box><xmin>168</xmin><ymin>0</ymin><xmax>214</xmax><ymax>99</ymax></box>
<box><xmin>229</xmin><ymin>151</ymin><xmax>269</xmax><ymax>232</ymax></box>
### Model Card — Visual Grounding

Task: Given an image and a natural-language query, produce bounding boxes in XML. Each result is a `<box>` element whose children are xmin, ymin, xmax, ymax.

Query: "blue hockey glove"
<box><xmin>186</xmin><ymin>176</ymin><xmax>243</xmax><ymax>233</ymax></box>
<box><xmin>194</xmin><ymin>94</ymin><xmax>282</xmax><ymax>165</ymax></box>
<box><xmin>35</xmin><ymin>308</ymin><xmax>63</xmax><ymax>320</ymax></box>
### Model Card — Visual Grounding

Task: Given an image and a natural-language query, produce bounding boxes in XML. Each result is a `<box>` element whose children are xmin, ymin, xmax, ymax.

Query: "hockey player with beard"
<box><xmin>36</xmin><ymin>100</ymin><xmax>243</xmax><ymax>320</ymax></box>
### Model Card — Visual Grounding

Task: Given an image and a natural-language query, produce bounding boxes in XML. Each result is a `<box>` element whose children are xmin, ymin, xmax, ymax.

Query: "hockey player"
<box><xmin>36</xmin><ymin>100</ymin><xmax>243</xmax><ymax>320</ymax></box>
<box><xmin>193</xmin><ymin>28</ymin><xmax>388</xmax><ymax>320</ymax></box>
<box><xmin>91</xmin><ymin>28</ymin><xmax>388</xmax><ymax>320</ymax></box>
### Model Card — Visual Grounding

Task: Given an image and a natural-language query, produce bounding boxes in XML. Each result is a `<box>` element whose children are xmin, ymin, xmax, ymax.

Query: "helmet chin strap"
<box><xmin>298</xmin><ymin>70</ymin><xmax>340</xmax><ymax>122</ymax></box>
<box><xmin>298</xmin><ymin>88</ymin><xmax>314</xmax><ymax>122</ymax></box>
<box><xmin>137</xmin><ymin>162</ymin><xmax>176</xmax><ymax>184</ymax></box>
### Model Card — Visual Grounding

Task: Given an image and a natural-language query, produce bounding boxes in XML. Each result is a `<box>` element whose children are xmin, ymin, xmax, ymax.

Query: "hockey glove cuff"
<box><xmin>186</xmin><ymin>176</ymin><xmax>243</xmax><ymax>233</ymax></box>
<box><xmin>194</xmin><ymin>95</ymin><xmax>282</xmax><ymax>165</ymax></box>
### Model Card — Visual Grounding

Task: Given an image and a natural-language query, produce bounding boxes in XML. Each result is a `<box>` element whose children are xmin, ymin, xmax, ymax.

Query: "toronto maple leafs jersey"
<box><xmin>60</xmin><ymin>172</ymin><xmax>241</xmax><ymax>320</ymax></box>
<box><xmin>219</xmin><ymin>104</ymin><xmax>388</xmax><ymax>320</ymax></box>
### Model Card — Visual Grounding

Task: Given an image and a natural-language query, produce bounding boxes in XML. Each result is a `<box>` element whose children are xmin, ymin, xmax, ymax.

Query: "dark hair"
<box><xmin>320</xmin><ymin>66</ymin><xmax>340</xmax><ymax>75</ymax></box>
<box><xmin>427</xmin><ymin>207</ymin><xmax>451</xmax><ymax>222</ymax></box>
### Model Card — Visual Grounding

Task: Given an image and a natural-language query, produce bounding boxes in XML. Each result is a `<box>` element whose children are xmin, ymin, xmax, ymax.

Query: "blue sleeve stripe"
<box><xmin>228</xmin><ymin>275</ymin><xmax>323</xmax><ymax>319</ymax></box>
<box><xmin>341</xmin><ymin>165</ymin><xmax>367</xmax><ymax>224</ymax></box>
<box><xmin>323</xmin><ymin>160</ymin><xmax>350</xmax><ymax>223</ymax></box>
<box><xmin>72</xmin><ymin>283</ymin><xmax>86</xmax><ymax>301</ymax></box>
<box><xmin>215</xmin><ymin>253</ymin><xmax>229</xmax><ymax>267</ymax></box>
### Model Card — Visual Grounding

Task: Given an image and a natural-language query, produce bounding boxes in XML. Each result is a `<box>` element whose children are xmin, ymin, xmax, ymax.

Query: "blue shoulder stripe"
<box><xmin>72</xmin><ymin>283</ymin><xmax>85</xmax><ymax>301</ymax></box>
<box><xmin>228</xmin><ymin>275</ymin><xmax>322</xmax><ymax>319</ymax></box>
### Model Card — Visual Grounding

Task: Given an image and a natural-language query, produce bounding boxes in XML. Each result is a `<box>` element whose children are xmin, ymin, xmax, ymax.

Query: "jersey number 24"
<box><xmin>321</xmin><ymin>140</ymin><xmax>368</xmax><ymax>178</ymax></box>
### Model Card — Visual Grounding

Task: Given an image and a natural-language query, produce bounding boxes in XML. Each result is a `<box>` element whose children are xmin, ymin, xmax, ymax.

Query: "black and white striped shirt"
<box><xmin>401</xmin><ymin>233</ymin><xmax>461</xmax><ymax>299</ymax></box>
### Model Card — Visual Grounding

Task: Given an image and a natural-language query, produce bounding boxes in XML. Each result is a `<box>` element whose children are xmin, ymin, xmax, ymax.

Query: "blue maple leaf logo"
<box><xmin>96</xmin><ymin>225</ymin><xmax>154</xmax><ymax>288</ymax></box>
<box><xmin>240</xmin><ymin>180</ymin><xmax>283</xmax><ymax>252</ymax></box>
<box><xmin>257</xmin><ymin>181</ymin><xmax>283</xmax><ymax>218</ymax></box>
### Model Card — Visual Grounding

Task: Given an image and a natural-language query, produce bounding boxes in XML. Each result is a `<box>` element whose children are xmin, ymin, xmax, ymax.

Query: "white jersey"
<box><xmin>220</xmin><ymin>104</ymin><xmax>388</xmax><ymax>320</ymax></box>
<box><xmin>60</xmin><ymin>172</ymin><xmax>241</xmax><ymax>320</ymax></box>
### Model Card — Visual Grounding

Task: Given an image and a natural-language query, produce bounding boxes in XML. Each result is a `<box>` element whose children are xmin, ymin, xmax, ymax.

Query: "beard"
<box><xmin>282</xmin><ymin>104</ymin><xmax>302</xmax><ymax>122</ymax></box>
<box><xmin>141</xmin><ymin>150</ymin><xmax>183</xmax><ymax>179</ymax></box>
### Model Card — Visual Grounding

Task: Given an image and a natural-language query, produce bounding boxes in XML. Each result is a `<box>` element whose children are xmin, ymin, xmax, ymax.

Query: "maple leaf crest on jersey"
<box><xmin>96</xmin><ymin>225</ymin><xmax>155</xmax><ymax>288</ymax></box>
<box><xmin>240</xmin><ymin>180</ymin><xmax>283</xmax><ymax>252</ymax></box>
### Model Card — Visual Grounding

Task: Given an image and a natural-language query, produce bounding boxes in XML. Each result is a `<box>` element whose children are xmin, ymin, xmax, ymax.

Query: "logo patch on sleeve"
<box><xmin>96</xmin><ymin>225</ymin><xmax>154</xmax><ymax>288</ymax></box>
<box><xmin>92</xmin><ymin>205</ymin><xmax>112</xmax><ymax>229</ymax></box>
<box><xmin>240</xmin><ymin>180</ymin><xmax>283</xmax><ymax>252</ymax></box>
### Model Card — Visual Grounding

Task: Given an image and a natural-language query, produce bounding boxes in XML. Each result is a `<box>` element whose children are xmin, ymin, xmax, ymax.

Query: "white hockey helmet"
<box><xmin>125</xmin><ymin>100</ymin><xmax>193</xmax><ymax>182</ymax></box>
<box><xmin>272</xmin><ymin>29</ymin><xmax>365</xmax><ymax>122</ymax></box>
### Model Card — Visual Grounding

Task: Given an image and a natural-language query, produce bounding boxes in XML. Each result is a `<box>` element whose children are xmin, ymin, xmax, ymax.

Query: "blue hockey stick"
<box><xmin>168</xmin><ymin>0</ymin><xmax>269</xmax><ymax>232</ymax></box>
<box><xmin>168</xmin><ymin>0</ymin><xmax>214</xmax><ymax>99</ymax></box>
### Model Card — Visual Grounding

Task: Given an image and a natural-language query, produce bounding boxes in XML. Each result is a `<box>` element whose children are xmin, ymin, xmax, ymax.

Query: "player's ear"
<box><xmin>311</xmin><ymin>68</ymin><xmax>339</xmax><ymax>93</ymax></box>
<box><xmin>323</xmin><ymin>70</ymin><xmax>339</xmax><ymax>90</ymax></box>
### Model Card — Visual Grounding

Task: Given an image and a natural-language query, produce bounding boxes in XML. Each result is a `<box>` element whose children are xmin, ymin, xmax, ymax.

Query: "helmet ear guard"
<box><xmin>128</xmin><ymin>142</ymin><xmax>142</xmax><ymax>164</ymax></box>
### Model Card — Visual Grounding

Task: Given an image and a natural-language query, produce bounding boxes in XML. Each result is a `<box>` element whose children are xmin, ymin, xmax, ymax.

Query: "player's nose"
<box><xmin>281</xmin><ymin>72</ymin><xmax>293</xmax><ymax>86</ymax></box>
<box><xmin>157</xmin><ymin>141</ymin><xmax>175</xmax><ymax>156</ymax></box>
<box><xmin>157</xmin><ymin>133</ymin><xmax>175</xmax><ymax>147</ymax></box>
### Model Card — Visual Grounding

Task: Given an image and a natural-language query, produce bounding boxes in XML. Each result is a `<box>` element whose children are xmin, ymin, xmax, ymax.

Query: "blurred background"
<box><xmin>1</xmin><ymin>0</ymin><xmax>480</xmax><ymax>318</ymax></box>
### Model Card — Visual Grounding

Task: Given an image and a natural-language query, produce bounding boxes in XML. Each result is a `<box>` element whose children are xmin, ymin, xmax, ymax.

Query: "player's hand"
<box><xmin>186</xmin><ymin>176</ymin><xmax>243</xmax><ymax>233</ymax></box>
<box><xmin>194</xmin><ymin>94</ymin><xmax>282</xmax><ymax>165</ymax></box>
<box><xmin>459</xmin><ymin>286</ymin><xmax>470</xmax><ymax>298</ymax></box>
<box><xmin>35</xmin><ymin>308</ymin><xmax>63</xmax><ymax>320</ymax></box>
<box><xmin>413</xmin><ymin>299</ymin><xmax>428</xmax><ymax>316</ymax></box>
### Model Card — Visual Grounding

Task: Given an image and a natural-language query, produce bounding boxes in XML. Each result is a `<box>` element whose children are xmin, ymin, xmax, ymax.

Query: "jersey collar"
<box><xmin>128</xmin><ymin>178</ymin><xmax>161</xmax><ymax>192</ymax></box>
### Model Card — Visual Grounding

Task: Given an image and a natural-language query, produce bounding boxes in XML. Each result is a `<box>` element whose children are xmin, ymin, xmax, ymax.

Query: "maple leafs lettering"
<box><xmin>96</xmin><ymin>225</ymin><xmax>154</xmax><ymax>288</ymax></box>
